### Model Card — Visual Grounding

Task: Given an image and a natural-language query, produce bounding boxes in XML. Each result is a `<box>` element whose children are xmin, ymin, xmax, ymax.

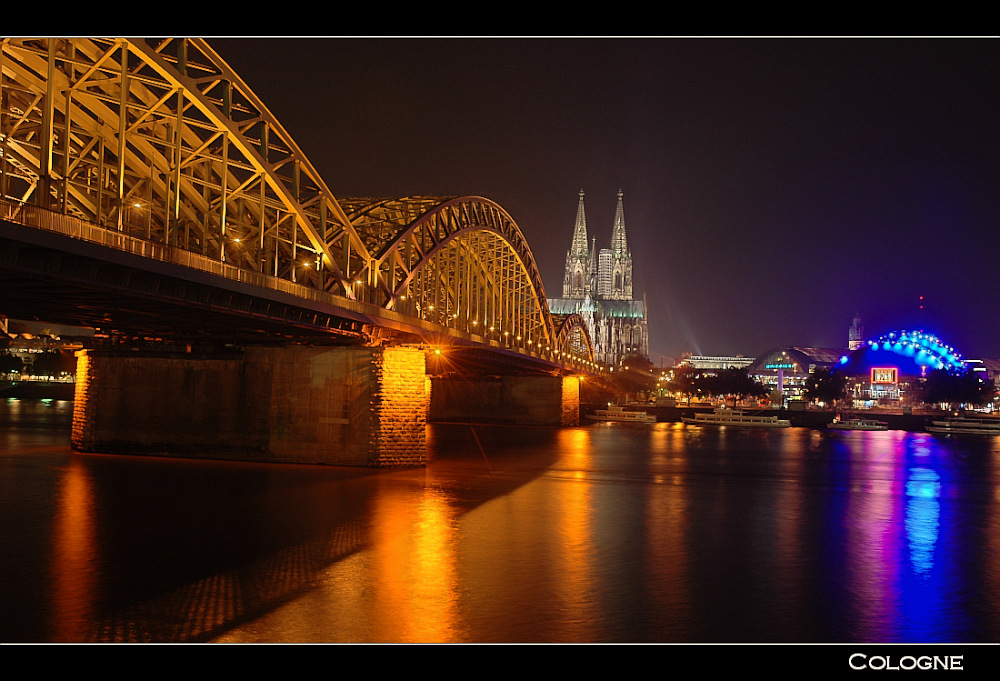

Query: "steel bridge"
<box><xmin>0</xmin><ymin>38</ymin><xmax>595</xmax><ymax>374</ymax></box>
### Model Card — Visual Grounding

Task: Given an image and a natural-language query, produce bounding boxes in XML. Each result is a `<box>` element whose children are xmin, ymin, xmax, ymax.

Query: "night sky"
<box><xmin>212</xmin><ymin>37</ymin><xmax>999</xmax><ymax>364</ymax></box>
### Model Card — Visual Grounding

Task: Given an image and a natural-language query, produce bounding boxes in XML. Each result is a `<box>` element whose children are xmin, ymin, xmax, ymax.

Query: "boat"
<box><xmin>828</xmin><ymin>417</ymin><xmax>889</xmax><ymax>431</ymax></box>
<box><xmin>586</xmin><ymin>405</ymin><xmax>657</xmax><ymax>424</ymax></box>
<box><xmin>926</xmin><ymin>415</ymin><xmax>1000</xmax><ymax>436</ymax></box>
<box><xmin>682</xmin><ymin>407</ymin><xmax>791</xmax><ymax>428</ymax></box>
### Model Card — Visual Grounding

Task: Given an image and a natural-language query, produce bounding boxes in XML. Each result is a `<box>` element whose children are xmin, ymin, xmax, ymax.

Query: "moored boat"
<box><xmin>682</xmin><ymin>407</ymin><xmax>791</xmax><ymax>428</ymax></box>
<box><xmin>926</xmin><ymin>415</ymin><xmax>1000</xmax><ymax>436</ymax></box>
<box><xmin>586</xmin><ymin>405</ymin><xmax>657</xmax><ymax>424</ymax></box>
<box><xmin>828</xmin><ymin>417</ymin><xmax>889</xmax><ymax>431</ymax></box>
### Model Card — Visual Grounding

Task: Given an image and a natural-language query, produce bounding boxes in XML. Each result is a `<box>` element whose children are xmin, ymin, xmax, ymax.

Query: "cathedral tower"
<box><xmin>549</xmin><ymin>190</ymin><xmax>649</xmax><ymax>367</ymax></box>
<box><xmin>562</xmin><ymin>190</ymin><xmax>592</xmax><ymax>298</ymax></box>
<box><xmin>608</xmin><ymin>189</ymin><xmax>633</xmax><ymax>300</ymax></box>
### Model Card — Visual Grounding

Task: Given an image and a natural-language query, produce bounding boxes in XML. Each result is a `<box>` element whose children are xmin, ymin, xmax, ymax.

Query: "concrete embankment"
<box><xmin>581</xmin><ymin>403</ymin><xmax>938</xmax><ymax>431</ymax></box>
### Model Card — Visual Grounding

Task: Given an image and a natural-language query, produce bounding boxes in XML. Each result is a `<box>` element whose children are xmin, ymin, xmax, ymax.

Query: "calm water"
<box><xmin>1</xmin><ymin>398</ymin><xmax>999</xmax><ymax>643</ymax></box>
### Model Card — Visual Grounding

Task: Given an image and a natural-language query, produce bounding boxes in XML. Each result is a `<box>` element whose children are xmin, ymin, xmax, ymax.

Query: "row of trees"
<box><xmin>804</xmin><ymin>366</ymin><xmax>996</xmax><ymax>409</ymax></box>
<box><xmin>0</xmin><ymin>350</ymin><xmax>77</xmax><ymax>378</ymax></box>
<box><xmin>662</xmin><ymin>364</ymin><xmax>996</xmax><ymax>411</ymax></box>
<box><xmin>921</xmin><ymin>369</ymin><xmax>996</xmax><ymax>407</ymax></box>
<box><xmin>665</xmin><ymin>365</ymin><xmax>770</xmax><ymax>403</ymax></box>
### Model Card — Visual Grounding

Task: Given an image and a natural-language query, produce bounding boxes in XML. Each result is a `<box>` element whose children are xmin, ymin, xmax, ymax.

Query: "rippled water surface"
<box><xmin>2</xmin><ymin>398</ymin><xmax>999</xmax><ymax>643</ymax></box>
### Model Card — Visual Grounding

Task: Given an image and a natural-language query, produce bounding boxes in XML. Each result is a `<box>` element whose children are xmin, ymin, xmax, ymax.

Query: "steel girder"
<box><xmin>554</xmin><ymin>313</ymin><xmax>595</xmax><ymax>366</ymax></box>
<box><xmin>0</xmin><ymin>38</ymin><xmax>357</xmax><ymax>291</ymax></box>
<box><xmin>0</xmin><ymin>38</ymin><xmax>594</xmax><ymax>365</ymax></box>
<box><xmin>340</xmin><ymin>195</ymin><xmax>582</xmax><ymax>359</ymax></box>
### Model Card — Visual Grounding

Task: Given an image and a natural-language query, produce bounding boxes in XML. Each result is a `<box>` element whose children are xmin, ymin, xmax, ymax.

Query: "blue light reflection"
<box><xmin>904</xmin><ymin>467</ymin><xmax>940</xmax><ymax>577</ymax></box>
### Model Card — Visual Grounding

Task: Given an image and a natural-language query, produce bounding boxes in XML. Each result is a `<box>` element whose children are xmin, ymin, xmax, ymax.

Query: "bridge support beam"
<box><xmin>71</xmin><ymin>345</ymin><xmax>428</xmax><ymax>467</ymax></box>
<box><xmin>429</xmin><ymin>375</ymin><xmax>580</xmax><ymax>426</ymax></box>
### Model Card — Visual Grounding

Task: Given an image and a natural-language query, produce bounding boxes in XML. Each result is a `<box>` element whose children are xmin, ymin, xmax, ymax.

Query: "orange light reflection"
<box><xmin>50</xmin><ymin>456</ymin><xmax>98</xmax><ymax>642</ymax></box>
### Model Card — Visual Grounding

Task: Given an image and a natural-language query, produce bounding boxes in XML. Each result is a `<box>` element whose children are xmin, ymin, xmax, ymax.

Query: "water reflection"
<box><xmin>367</xmin><ymin>479</ymin><xmax>460</xmax><ymax>642</ymax></box>
<box><xmin>906</xmin><ymin>467</ymin><xmax>940</xmax><ymax>577</ymax></box>
<box><xmin>2</xmin><ymin>400</ymin><xmax>999</xmax><ymax>643</ymax></box>
<box><xmin>51</xmin><ymin>456</ymin><xmax>97</xmax><ymax>641</ymax></box>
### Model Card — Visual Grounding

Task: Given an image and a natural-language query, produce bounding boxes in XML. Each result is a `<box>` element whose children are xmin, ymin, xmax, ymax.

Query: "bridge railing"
<box><xmin>1</xmin><ymin>198</ymin><xmax>598</xmax><ymax>369</ymax></box>
<box><xmin>0</xmin><ymin>198</ymin><xmax>353</xmax><ymax>311</ymax></box>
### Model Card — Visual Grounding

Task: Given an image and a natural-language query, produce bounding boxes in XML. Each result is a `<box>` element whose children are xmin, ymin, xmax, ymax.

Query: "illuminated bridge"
<box><xmin>0</xmin><ymin>38</ymin><xmax>596</xmax><ymax>466</ymax></box>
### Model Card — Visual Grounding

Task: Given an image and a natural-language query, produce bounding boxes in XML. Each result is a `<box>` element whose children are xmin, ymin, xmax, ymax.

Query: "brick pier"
<box><xmin>72</xmin><ymin>345</ymin><xmax>428</xmax><ymax>467</ymax></box>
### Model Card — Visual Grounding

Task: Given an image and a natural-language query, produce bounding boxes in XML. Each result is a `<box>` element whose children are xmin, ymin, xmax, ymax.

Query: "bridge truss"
<box><xmin>0</xmin><ymin>38</ymin><xmax>595</xmax><ymax>367</ymax></box>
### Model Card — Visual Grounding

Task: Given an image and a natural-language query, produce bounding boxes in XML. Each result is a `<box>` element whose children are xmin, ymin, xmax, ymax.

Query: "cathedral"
<box><xmin>547</xmin><ymin>190</ymin><xmax>649</xmax><ymax>366</ymax></box>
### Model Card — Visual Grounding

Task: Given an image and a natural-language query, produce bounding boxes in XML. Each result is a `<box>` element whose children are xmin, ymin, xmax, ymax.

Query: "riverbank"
<box><xmin>0</xmin><ymin>381</ymin><xmax>75</xmax><ymax>400</ymax></box>
<box><xmin>0</xmin><ymin>388</ymin><xmax>970</xmax><ymax>432</ymax></box>
<box><xmin>581</xmin><ymin>402</ymin><xmax>947</xmax><ymax>431</ymax></box>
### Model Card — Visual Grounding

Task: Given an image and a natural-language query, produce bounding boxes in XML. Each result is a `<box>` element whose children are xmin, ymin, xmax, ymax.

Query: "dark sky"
<box><xmin>212</xmin><ymin>37</ymin><xmax>999</xmax><ymax>364</ymax></box>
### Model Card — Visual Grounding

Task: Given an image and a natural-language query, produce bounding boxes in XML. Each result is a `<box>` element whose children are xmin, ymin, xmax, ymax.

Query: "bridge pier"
<box><xmin>428</xmin><ymin>375</ymin><xmax>580</xmax><ymax>426</ymax></box>
<box><xmin>71</xmin><ymin>345</ymin><xmax>428</xmax><ymax>467</ymax></box>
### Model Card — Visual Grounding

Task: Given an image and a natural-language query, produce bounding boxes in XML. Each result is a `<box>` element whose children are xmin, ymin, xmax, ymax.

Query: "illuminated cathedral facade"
<box><xmin>548</xmin><ymin>190</ymin><xmax>649</xmax><ymax>366</ymax></box>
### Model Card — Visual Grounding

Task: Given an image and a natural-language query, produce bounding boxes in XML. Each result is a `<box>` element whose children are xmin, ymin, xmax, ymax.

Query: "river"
<box><xmin>2</xmin><ymin>398</ymin><xmax>999</xmax><ymax>645</ymax></box>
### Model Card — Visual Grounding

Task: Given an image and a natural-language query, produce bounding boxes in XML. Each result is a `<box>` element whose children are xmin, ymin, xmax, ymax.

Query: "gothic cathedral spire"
<box><xmin>562</xmin><ymin>189</ymin><xmax>591</xmax><ymax>298</ymax></box>
<box><xmin>570</xmin><ymin>189</ymin><xmax>589</xmax><ymax>259</ymax></box>
<box><xmin>608</xmin><ymin>189</ymin><xmax>633</xmax><ymax>300</ymax></box>
<box><xmin>611</xmin><ymin>189</ymin><xmax>628</xmax><ymax>255</ymax></box>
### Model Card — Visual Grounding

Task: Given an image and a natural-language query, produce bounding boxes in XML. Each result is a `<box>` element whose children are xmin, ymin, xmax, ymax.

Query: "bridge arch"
<box><xmin>338</xmin><ymin>195</ymin><xmax>587</xmax><ymax>360</ymax></box>
<box><xmin>554</xmin><ymin>313</ymin><xmax>596</xmax><ymax>365</ymax></box>
<box><xmin>1</xmin><ymin>38</ymin><xmax>368</xmax><ymax>297</ymax></box>
<box><xmin>1</xmin><ymin>38</ymin><xmax>594</xmax><ymax>367</ymax></box>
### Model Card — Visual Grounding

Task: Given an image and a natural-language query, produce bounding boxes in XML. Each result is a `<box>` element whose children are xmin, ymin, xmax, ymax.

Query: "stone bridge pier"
<box><xmin>428</xmin><ymin>375</ymin><xmax>580</xmax><ymax>427</ymax></box>
<box><xmin>71</xmin><ymin>345</ymin><xmax>429</xmax><ymax>467</ymax></box>
<box><xmin>71</xmin><ymin>345</ymin><xmax>581</xmax><ymax>467</ymax></box>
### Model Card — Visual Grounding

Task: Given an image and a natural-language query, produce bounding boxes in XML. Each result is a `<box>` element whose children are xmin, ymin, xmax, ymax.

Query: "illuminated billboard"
<box><xmin>871</xmin><ymin>367</ymin><xmax>898</xmax><ymax>385</ymax></box>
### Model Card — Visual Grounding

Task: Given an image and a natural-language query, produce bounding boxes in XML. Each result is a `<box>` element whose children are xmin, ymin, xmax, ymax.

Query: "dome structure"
<box><xmin>837</xmin><ymin>330</ymin><xmax>967</xmax><ymax>378</ymax></box>
<box><xmin>833</xmin><ymin>330</ymin><xmax>969</xmax><ymax>408</ymax></box>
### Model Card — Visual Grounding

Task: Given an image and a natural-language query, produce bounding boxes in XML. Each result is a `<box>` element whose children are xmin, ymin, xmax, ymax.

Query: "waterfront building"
<box><xmin>548</xmin><ymin>190</ymin><xmax>648</xmax><ymax>367</ymax></box>
<box><xmin>746</xmin><ymin>347</ymin><xmax>844</xmax><ymax>403</ymax></box>
<box><xmin>678</xmin><ymin>354</ymin><xmax>753</xmax><ymax>371</ymax></box>
<box><xmin>835</xmin><ymin>330</ymin><xmax>988</xmax><ymax>409</ymax></box>
<box><xmin>717</xmin><ymin>317</ymin><xmax>998</xmax><ymax>410</ymax></box>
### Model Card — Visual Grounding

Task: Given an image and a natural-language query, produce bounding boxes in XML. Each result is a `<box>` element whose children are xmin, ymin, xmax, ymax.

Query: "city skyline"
<box><xmin>211</xmin><ymin>38</ymin><xmax>997</xmax><ymax>362</ymax></box>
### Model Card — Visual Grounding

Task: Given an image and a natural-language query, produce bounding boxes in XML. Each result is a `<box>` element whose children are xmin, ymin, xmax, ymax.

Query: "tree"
<box><xmin>664</xmin><ymin>365</ymin><xmax>768</xmax><ymax>404</ymax></box>
<box><xmin>804</xmin><ymin>366</ymin><xmax>847</xmax><ymax>405</ymax></box>
<box><xmin>0</xmin><ymin>352</ymin><xmax>24</xmax><ymax>376</ymax></box>
<box><xmin>665</xmin><ymin>364</ymin><xmax>699</xmax><ymax>400</ymax></box>
<box><xmin>30</xmin><ymin>350</ymin><xmax>76</xmax><ymax>378</ymax></box>
<box><xmin>920</xmin><ymin>369</ymin><xmax>995</xmax><ymax>409</ymax></box>
<box><xmin>699</xmin><ymin>367</ymin><xmax>769</xmax><ymax>403</ymax></box>
<box><xmin>611</xmin><ymin>354</ymin><xmax>657</xmax><ymax>396</ymax></box>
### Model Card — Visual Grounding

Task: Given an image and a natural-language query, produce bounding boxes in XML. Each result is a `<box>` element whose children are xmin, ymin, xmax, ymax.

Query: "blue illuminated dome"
<box><xmin>838</xmin><ymin>330</ymin><xmax>967</xmax><ymax>377</ymax></box>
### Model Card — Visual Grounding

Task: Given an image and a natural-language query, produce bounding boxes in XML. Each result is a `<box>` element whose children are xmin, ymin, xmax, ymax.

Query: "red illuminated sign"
<box><xmin>871</xmin><ymin>367</ymin><xmax>898</xmax><ymax>385</ymax></box>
